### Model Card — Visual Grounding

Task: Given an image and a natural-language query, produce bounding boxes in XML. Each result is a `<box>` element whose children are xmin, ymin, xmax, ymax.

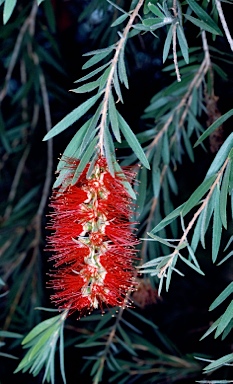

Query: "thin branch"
<box><xmin>37</xmin><ymin>70</ymin><xmax>53</xmax><ymax>217</ymax></box>
<box><xmin>172</xmin><ymin>22</ymin><xmax>181</xmax><ymax>82</ymax></box>
<box><xmin>0</xmin><ymin>0</ymin><xmax>38</xmax><ymax>103</ymax></box>
<box><xmin>98</xmin><ymin>0</ymin><xmax>144</xmax><ymax>154</ymax></box>
<box><xmin>93</xmin><ymin>290</ymin><xmax>132</xmax><ymax>384</ymax></box>
<box><xmin>3</xmin><ymin>146</ymin><xmax>30</xmax><ymax>220</ymax></box>
<box><xmin>215</xmin><ymin>0</ymin><xmax>233</xmax><ymax>52</ymax></box>
<box><xmin>158</xmin><ymin>157</ymin><xmax>229</xmax><ymax>278</ymax></box>
<box><xmin>140</xmin><ymin>165</ymin><xmax>167</xmax><ymax>263</ymax></box>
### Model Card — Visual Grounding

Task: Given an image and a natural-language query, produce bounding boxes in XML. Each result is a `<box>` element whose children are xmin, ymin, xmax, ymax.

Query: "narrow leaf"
<box><xmin>114</xmin><ymin>160</ymin><xmax>136</xmax><ymax>199</ymax></box>
<box><xmin>209</xmin><ymin>282</ymin><xmax>233</xmax><ymax>311</ymax></box>
<box><xmin>113</xmin><ymin>70</ymin><xmax>123</xmax><ymax>103</ymax></box>
<box><xmin>184</xmin><ymin>14</ymin><xmax>221</xmax><ymax>35</ymax></box>
<box><xmin>148</xmin><ymin>2</ymin><xmax>165</xmax><ymax>18</ymax></box>
<box><xmin>151</xmin><ymin>203</ymin><xmax>185</xmax><ymax>233</ymax></box>
<box><xmin>195</xmin><ymin>109</ymin><xmax>233</xmax><ymax>146</ymax></box>
<box><xmin>118</xmin><ymin>112</ymin><xmax>150</xmax><ymax>169</ymax></box>
<box><xmin>71</xmin><ymin>137</ymin><xmax>98</xmax><ymax>185</ymax></box>
<box><xmin>118</xmin><ymin>48</ymin><xmax>129</xmax><ymax>88</ymax></box>
<box><xmin>203</xmin><ymin>353</ymin><xmax>233</xmax><ymax>372</ymax></box>
<box><xmin>3</xmin><ymin>0</ymin><xmax>17</xmax><ymax>24</ymax></box>
<box><xmin>108</xmin><ymin>91</ymin><xmax>121</xmax><ymax>142</ymax></box>
<box><xmin>103</xmin><ymin>126</ymin><xmax>115</xmax><ymax>176</ymax></box>
<box><xmin>71</xmin><ymin>79</ymin><xmax>101</xmax><ymax>93</ymax></box>
<box><xmin>206</xmin><ymin>133</ymin><xmax>233</xmax><ymax>177</ymax></box>
<box><xmin>179</xmin><ymin>254</ymin><xmax>205</xmax><ymax>275</ymax></box>
<box><xmin>215</xmin><ymin>300</ymin><xmax>233</xmax><ymax>338</ymax></box>
<box><xmin>186</xmin><ymin>0</ymin><xmax>222</xmax><ymax>35</ymax></box>
<box><xmin>220</xmin><ymin>161</ymin><xmax>231</xmax><ymax>229</ymax></box>
<box><xmin>82</xmin><ymin>51</ymin><xmax>112</xmax><ymax>70</ymax></box>
<box><xmin>22</xmin><ymin>316</ymin><xmax>60</xmax><ymax>345</ymax></box>
<box><xmin>212</xmin><ymin>186</ymin><xmax>222</xmax><ymax>263</ymax></box>
<box><xmin>57</xmin><ymin>121</ymin><xmax>89</xmax><ymax>171</ymax></box>
<box><xmin>83</xmin><ymin>46</ymin><xmax>115</xmax><ymax>57</ymax></box>
<box><xmin>111</xmin><ymin>13</ymin><xmax>128</xmax><ymax>27</ymax></box>
<box><xmin>43</xmin><ymin>93</ymin><xmax>101</xmax><ymax>140</ymax></box>
<box><xmin>75</xmin><ymin>62</ymin><xmax>110</xmax><ymax>83</ymax></box>
<box><xmin>177</xmin><ymin>25</ymin><xmax>189</xmax><ymax>64</ymax></box>
<box><xmin>181</xmin><ymin>175</ymin><xmax>216</xmax><ymax>216</ymax></box>
<box><xmin>163</xmin><ymin>25</ymin><xmax>173</xmax><ymax>63</ymax></box>
<box><xmin>200</xmin><ymin>317</ymin><xmax>221</xmax><ymax>340</ymax></box>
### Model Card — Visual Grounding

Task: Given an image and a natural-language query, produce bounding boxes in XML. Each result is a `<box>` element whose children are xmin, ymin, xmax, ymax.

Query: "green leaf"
<box><xmin>59</xmin><ymin>322</ymin><xmax>66</xmax><ymax>384</ymax></box>
<box><xmin>83</xmin><ymin>46</ymin><xmax>115</xmax><ymax>57</ymax></box>
<box><xmin>212</xmin><ymin>186</ymin><xmax>222</xmax><ymax>263</ymax></box>
<box><xmin>43</xmin><ymin>0</ymin><xmax>56</xmax><ymax>33</ymax></box>
<box><xmin>99</xmin><ymin>67</ymin><xmax>111</xmax><ymax>89</ymax></box>
<box><xmin>149</xmin><ymin>234</ymin><xmax>181</xmax><ymax>250</ymax></box>
<box><xmin>184</xmin><ymin>14</ymin><xmax>221</xmax><ymax>35</ymax></box>
<box><xmin>209</xmin><ymin>282</ymin><xmax>233</xmax><ymax>311</ymax></box>
<box><xmin>57</xmin><ymin>121</ymin><xmax>89</xmax><ymax>171</ymax></box>
<box><xmin>136</xmin><ymin>167</ymin><xmax>147</xmax><ymax>213</ymax></box>
<box><xmin>179</xmin><ymin>254</ymin><xmax>205</xmax><ymax>275</ymax></box>
<box><xmin>107</xmin><ymin>0</ymin><xmax>127</xmax><ymax>14</ymax></box>
<box><xmin>186</xmin><ymin>0</ymin><xmax>222</xmax><ymax>35</ymax></box>
<box><xmin>218</xmin><ymin>251</ymin><xmax>233</xmax><ymax>266</ymax></box>
<box><xmin>113</xmin><ymin>70</ymin><xmax>123</xmax><ymax>103</ymax></box>
<box><xmin>78</xmin><ymin>104</ymin><xmax>102</xmax><ymax>157</ymax></box>
<box><xmin>71</xmin><ymin>79</ymin><xmax>101</xmax><ymax>93</ymax></box>
<box><xmin>22</xmin><ymin>316</ymin><xmax>60</xmax><ymax>345</ymax></box>
<box><xmin>163</xmin><ymin>25</ymin><xmax>173</xmax><ymax>63</ymax></box>
<box><xmin>151</xmin><ymin>203</ymin><xmax>185</xmax><ymax>233</ymax></box>
<box><xmin>109</xmin><ymin>91</ymin><xmax>121</xmax><ymax>142</ymax></box>
<box><xmin>82</xmin><ymin>50</ymin><xmax>113</xmax><ymax>70</ymax></box>
<box><xmin>118</xmin><ymin>112</ymin><xmax>150</xmax><ymax>169</ymax></box>
<box><xmin>181</xmin><ymin>175</ymin><xmax>216</xmax><ymax>216</ymax></box>
<box><xmin>148</xmin><ymin>2</ymin><xmax>165</xmax><ymax>18</ymax></box>
<box><xmin>111</xmin><ymin>13</ymin><xmax>128</xmax><ymax>27</ymax></box>
<box><xmin>182</xmin><ymin>128</ymin><xmax>194</xmax><ymax>162</ymax></box>
<box><xmin>152</xmin><ymin>168</ymin><xmax>161</xmax><ymax>198</ymax></box>
<box><xmin>215</xmin><ymin>300</ymin><xmax>233</xmax><ymax>338</ymax></box>
<box><xmin>167</xmin><ymin>166</ymin><xmax>178</xmax><ymax>195</ymax></box>
<box><xmin>118</xmin><ymin>48</ymin><xmax>129</xmax><ymax>88</ymax></box>
<box><xmin>75</xmin><ymin>62</ymin><xmax>110</xmax><ymax>83</ymax></box>
<box><xmin>43</xmin><ymin>93</ymin><xmax>101</xmax><ymax>140</ymax></box>
<box><xmin>220</xmin><ymin>161</ymin><xmax>231</xmax><ymax>229</ymax></box>
<box><xmin>200</xmin><ymin>317</ymin><xmax>221</xmax><ymax>340</ymax></box>
<box><xmin>104</xmin><ymin>127</ymin><xmax>115</xmax><ymax>176</ymax></box>
<box><xmin>3</xmin><ymin>0</ymin><xmax>17</xmax><ymax>24</ymax></box>
<box><xmin>204</xmin><ymin>353</ymin><xmax>233</xmax><ymax>372</ymax></box>
<box><xmin>177</xmin><ymin>25</ymin><xmax>189</xmax><ymax>64</ymax></box>
<box><xmin>195</xmin><ymin>109</ymin><xmax>233</xmax><ymax>147</ymax></box>
<box><xmin>206</xmin><ymin>133</ymin><xmax>233</xmax><ymax>178</ymax></box>
<box><xmin>162</xmin><ymin>131</ymin><xmax>169</xmax><ymax>165</ymax></box>
<box><xmin>114</xmin><ymin>160</ymin><xmax>136</xmax><ymax>199</ymax></box>
<box><xmin>71</xmin><ymin>137</ymin><xmax>98</xmax><ymax>185</ymax></box>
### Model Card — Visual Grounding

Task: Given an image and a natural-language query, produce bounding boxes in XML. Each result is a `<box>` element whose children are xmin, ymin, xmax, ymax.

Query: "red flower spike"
<box><xmin>47</xmin><ymin>156</ymin><xmax>139</xmax><ymax>315</ymax></box>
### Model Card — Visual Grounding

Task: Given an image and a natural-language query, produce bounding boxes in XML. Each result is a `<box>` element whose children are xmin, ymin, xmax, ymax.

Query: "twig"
<box><xmin>98</xmin><ymin>0</ymin><xmax>144</xmax><ymax>154</ymax></box>
<box><xmin>172</xmin><ymin>0</ymin><xmax>181</xmax><ymax>82</ymax></box>
<box><xmin>158</xmin><ymin>157</ymin><xmax>229</xmax><ymax>278</ymax></box>
<box><xmin>140</xmin><ymin>165</ymin><xmax>167</xmax><ymax>263</ymax></box>
<box><xmin>37</xmin><ymin>71</ymin><xmax>53</xmax><ymax>217</ymax></box>
<box><xmin>215</xmin><ymin>0</ymin><xmax>233</xmax><ymax>52</ymax></box>
<box><xmin>3</xmin><ymin>146</ymin><xmax>30</xmax><ymax>220</ymax></box>
<box><xmin>93</xmin><ymin>291</ymin><xmax>132</xmax><ymax>384</ymax></box>
<box><xmin>0</xmin><ymin>0</ymin><xmax>38</xmax><ymax>103</ymax></box>
<box><xmin>172</xmin><ymin>22</ymin><xmax>181</xmax><ymax>82</ymax></box>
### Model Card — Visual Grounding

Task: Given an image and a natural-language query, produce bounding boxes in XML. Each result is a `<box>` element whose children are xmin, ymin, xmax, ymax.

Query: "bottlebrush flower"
<box><xmin>47</xmin><ymin>156</ymin><xmax>139</xmax><ymax>315</ymax></box>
